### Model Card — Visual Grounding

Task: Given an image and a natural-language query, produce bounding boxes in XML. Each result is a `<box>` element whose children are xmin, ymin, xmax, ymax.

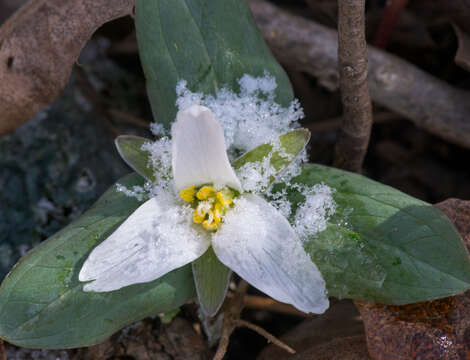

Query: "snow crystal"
<box><xmin>149</xmin><ymin>122</ymin><xmax>166</xmax><ymax>136</ymax></box>
<box><xmin>268</xmin><ymin>188</ymin><xmax>292</xmax><ymax>219</ymax></box>
<box><xmin>236</xmin><ymin>155</ymin><xmax>276</xmax><ymax>193</ymax></box>
<box><xmin>236</xmin><ymin>137</ymin><xmax>298</xmax><ymax>193</ymax></box>
<box><xmin>238</xmin><ymin>73</ymin><xmax>277</xmax><ymax>95</ymax></box>
<box><xmin>141</xmin><ymin>136</ymin><xmax>173</xmax><ymax>194</ymax></box>
<box><xmin>293</xmin><ymin>184</ymin><xmax>336</xmax><ymax>239</ymax></box>
<box><xmin>116</xmin><ymin>183</ymin><xmax>146</xmax><ymax>201</ymax></box>
<box><xmin>171</xmin><ymin>73</ymin><xmax>304</xmax><ymax>158</ymax></box>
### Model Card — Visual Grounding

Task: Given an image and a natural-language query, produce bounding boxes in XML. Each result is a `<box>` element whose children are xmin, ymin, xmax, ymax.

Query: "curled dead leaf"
<box><xmin>0</xmin><ymin>0</ymin><xmax>135</xmax><ymax>136</ymax></box>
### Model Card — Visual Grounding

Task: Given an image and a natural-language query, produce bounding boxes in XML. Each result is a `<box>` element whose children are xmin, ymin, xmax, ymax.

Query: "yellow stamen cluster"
<box><xmin>179</xmin><ymin>185</ymin><xmax>234</xmax><ymax>231</ymax></box>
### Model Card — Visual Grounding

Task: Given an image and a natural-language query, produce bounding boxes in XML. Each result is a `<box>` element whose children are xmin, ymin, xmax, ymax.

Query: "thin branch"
<box><xmin>249</xmin><ymin>0</ymin><xmax>470</xmax><ymax>150</ymax></box>
<box><xmin>333</xmin><ymin>0</ymin><xmax>373</xmax><ymax>172</ymax></box>
<box><xmin>213</xmin><ymin>282</ymin><xmax>296</xmax><ymax>360</ymax></box>
<box><xmin>213</xmin><ymin>281</ymin><xmax>249</xmax><ymax>360</ymax></box>
<box><xmin>0</xmin><ymin>340</ymin><xmax>6</xmax><ymax>360</ymax></box>
<box><xmin>213</xmin><ymin>317</ymin><xmax>232</xmax><ymax>360</ymax></box>
<box><xmin>234</xmin><ymin>319</ymin><xmax>296</xmax><ymax>354</ymax></box>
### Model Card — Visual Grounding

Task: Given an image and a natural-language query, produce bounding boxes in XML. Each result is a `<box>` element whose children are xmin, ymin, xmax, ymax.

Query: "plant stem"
<box><xmin>333</xmin><ymin>0</ymin><xmax>373</xmax><ymax>172</ymax></box>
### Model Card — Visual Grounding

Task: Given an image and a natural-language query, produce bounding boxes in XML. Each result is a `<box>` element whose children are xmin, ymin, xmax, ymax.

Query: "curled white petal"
<box><xmin>172</xmin><ymin>105</ymin><xmax>242</xmax><ymax>192</ymax></box>
<box><xmin>79</xmin><ymin>194</ymin><xmax>210</xmax><ymax>292</ymax></box>
<box><xmin>212</xmin><ymin>194</ymin><xmax>329</xmax><ymax>314</ymax></box>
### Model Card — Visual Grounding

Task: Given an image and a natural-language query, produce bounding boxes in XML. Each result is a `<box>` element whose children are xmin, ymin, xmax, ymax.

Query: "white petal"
<box><xmin>172</xmin><ymin>105</ymin><xmax>242</xmax><ymax>192</ymax></box>
<box><xmin>212</xmin><ymin>194</ymin><xmax>329</xmax><ymax>314</ymax></box>
<box><xmin>79</xmin><ymin>193</ymin><xmax>210</xmax><ymax>292</ymax></box>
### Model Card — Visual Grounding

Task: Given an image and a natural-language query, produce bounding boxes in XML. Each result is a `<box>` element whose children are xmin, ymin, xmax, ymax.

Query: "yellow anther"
<box><xmin>203</xmin><ymin>220</ymin><xmax>219</xmax><ymax>231</ymax></box>
<box><xmin>179</xmin><ymin>185</ymin><xmax>196</xmax><ymax>202</ymax></box>
<box><xmin>193</xmin><ymin>212</ymin><xmax>205</xmax><ymax>224</ymax></box>
<box><xmin>196</xmin><ymin>186</ymin><xmax>216</xmax><ymax>200</ymax></box>
<box><xmin>213</xmin><ymin>202</ymin><xmax>224</xmax><ymax>222</ymax></box>
<box><xmin>202</xmin><ymin>211</ymin><xmax>218</xmax><ymax>230</ymax></box>
<box><xmin>184</xmin><ymin>185</ymin><xmax>235</xmax><ymax>231</ymax></box>
<box><xmin>193</xmin><ymin>201</ymin><xmax>212</xmax><ymax>224</ymax></box>
<box><xmin>216</xmin><ymin>189</ymin><xmax>234</xmax><ymax>208</ymax></box>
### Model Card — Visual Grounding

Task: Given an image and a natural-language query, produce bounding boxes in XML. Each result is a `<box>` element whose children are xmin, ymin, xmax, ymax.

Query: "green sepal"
<box><xmin>115</xmin><ymin>135</ymin><xmax>155</xmax><ymax>182</ymax></box>
<box><xmin>232</xmin><ymin>128</ymin><xmax>310</xmax><ymax>190</ymax></box>
<box><xmin>192</xmin><ymin>247</ymin><xmax>231</xmax><ymax>316</ymax></box>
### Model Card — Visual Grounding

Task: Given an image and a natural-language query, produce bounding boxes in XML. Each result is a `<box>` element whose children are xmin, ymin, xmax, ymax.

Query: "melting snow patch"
<box><xmin>293</xmin><ymin>183</ymin><xmax>336</xmax><ymax>239</ymax></box>
<box><xmin>171</xmin><ymin>73</ymin><xmax>304</xmax><ymax>157</ymax></box>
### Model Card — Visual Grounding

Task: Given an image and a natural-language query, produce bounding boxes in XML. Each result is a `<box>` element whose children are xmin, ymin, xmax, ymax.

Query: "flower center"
<box><xmin>179</xmin><ymin>185</ymin><xmax>235</xmax><ymax>231</ymax></box>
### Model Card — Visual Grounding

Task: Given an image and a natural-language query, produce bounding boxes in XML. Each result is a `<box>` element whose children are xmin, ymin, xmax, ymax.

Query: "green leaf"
<box><xmin>232</xmin><ymin>129</ymin><xmax>310</xmax><ymax>189</ymax></box>
<box><xmin>281</xmin><ymin>164</ymin><xmax>470</xmax><ymax>304</ymax></box>
<box><xmin>0</xmin><ymin>173</ymin><xmax>195</xmax><ymax>349</ymax></box>
<box><xmin>115</xmin><ymin>135</ymin><xmax>155</xmax><ymax>181</ymax></box>
<box><xmin>192</xmin><ymin>247</ymin><xmax>231</xmax><ymax>316</ymax></box>
<box><xmin>135</xmin><ymin>0</ymin><xmax>293</xmax><ymax>128</ymax></box>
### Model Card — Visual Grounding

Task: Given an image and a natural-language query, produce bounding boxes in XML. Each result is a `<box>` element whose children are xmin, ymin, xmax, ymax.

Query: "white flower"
<box><xmin>79</xmin><ymin>105</ymin><xmax>329</xmax><ymax>314</ymax></box>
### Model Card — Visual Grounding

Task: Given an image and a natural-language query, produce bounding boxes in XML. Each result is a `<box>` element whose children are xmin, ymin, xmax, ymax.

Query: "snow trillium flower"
<box><xmin>79</xmin><ymin>105</ymin><xmax>329</xmax><ymax>315</ymax></box>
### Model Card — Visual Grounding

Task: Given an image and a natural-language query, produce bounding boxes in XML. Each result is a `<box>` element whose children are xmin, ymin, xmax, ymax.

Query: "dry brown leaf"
<box><xmin>258</xmin><ymin>300</ymin><xmax>368</xmax><ymax>360</ymax></box>
<box><xmin>0</xmin><ymin>0</ymin><xmax>135</xmax><ymax>136</ymax></box>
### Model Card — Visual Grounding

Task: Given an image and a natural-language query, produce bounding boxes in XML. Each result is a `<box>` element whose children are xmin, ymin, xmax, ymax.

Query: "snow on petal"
<box><xmin>212</xmin><ymin>194</ymin><xmax>329</xmax><ymax>314</ymax></box>
<box><xmin>79</xmin><ymin>193</ymin><xmax>210</xmax><ymax>292</ymax></box>
<box><xmin>171</xmin><ymin>105</ymin><xmax>242</xmax><ymax>192</ymax></box>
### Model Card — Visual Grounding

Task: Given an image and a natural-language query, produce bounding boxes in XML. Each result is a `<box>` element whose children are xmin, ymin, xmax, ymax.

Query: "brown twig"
<box><xmin>213</xmin><ymin>282</ymin><xmax>296</xmax><ymax>360</ymax></box>
<box><xmin>0</xmin><ymin>339</ymin><xmax>6</xmax><ymax>360</ymax></box>
<box><xmin>234</xmin><ymin>320</ymin><xmax>295</xmax><ymax>354</ymax></box>
<box><xmin>333</xmin><ymin>0</ymin><xmax>373</xmax><ymax>172</ymax></box>
<box><xmin>213</xmin><ymin>281</ymin><xmax>248</xmax><ymax>360</ymax></box>
<box><xmin>249</xmin><ymin>0</ymin><xmax>470</xmax><ymax>150</ymax></box>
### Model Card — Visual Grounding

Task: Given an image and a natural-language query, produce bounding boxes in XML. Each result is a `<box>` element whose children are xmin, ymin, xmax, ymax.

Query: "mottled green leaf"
<box><xmin>0</xmin><ymin>173</ymin><xmax>195</xmax><ymax>349</ymax></box>
<box><xmin>135</xmin><ymin>0</ymin><xmax>293</xmax><ymax>128</ymax></box>
<box><xmin>281</xmin><ymin>164</ymin><xmax>470</xmax><ymax>304</ymax></box>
